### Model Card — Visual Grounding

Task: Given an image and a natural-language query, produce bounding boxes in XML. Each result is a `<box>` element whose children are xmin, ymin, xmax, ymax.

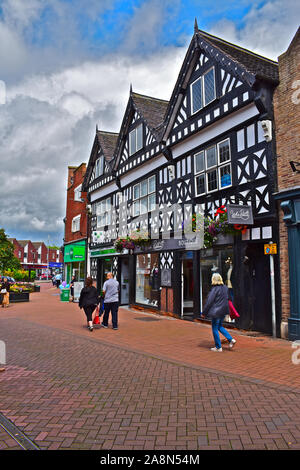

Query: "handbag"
<box><xmin>228</xmin><ymin>300</ymin><xmax>240</xmax><ymax>320</ymax></box>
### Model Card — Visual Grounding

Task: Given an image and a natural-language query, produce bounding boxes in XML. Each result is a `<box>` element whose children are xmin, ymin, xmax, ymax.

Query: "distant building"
<box><xmin>63</xmin><ymin>163</ymin><xmax>87</xmax><ymax>283</ymax></box>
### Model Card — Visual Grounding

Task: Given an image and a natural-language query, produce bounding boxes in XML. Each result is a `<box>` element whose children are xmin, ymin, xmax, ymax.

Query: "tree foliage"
<box><xmin>0</xmin><ymin>228</ymin><xmax>21</xmax><ymax>273</ymax></box>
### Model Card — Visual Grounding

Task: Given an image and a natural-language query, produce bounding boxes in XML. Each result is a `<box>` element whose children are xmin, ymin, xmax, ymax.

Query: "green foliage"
<box><xmin>0</xmin><ymin>228</ymin><xmax>21</xmax><ymax>272</ymax></box>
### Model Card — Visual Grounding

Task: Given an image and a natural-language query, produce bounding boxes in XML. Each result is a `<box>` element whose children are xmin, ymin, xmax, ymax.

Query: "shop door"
<box><xmin>181</xmin><ymin>253</ymin><xmax>194</xmax><ymax>316</ymax></box>
<box><xmin>97</xmin><ymin>258</ymin><xmax>113</xmax><ymax>291</ymax></box>
<box><xmin>246</xmin><ymin>244</ymin><xmax>272</xmax><ymax>334</ymax></box>
<box><xmin>120</xmin><ymin>258</ymin><xmax>129</xmax><ymax>305</ymax></box>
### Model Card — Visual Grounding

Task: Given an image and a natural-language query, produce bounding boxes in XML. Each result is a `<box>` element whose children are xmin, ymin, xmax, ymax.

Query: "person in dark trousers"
<box><xmin>202</xmin><ymin>273</ymin><xmax>236</xmax><ymax>352</ymax></box>
<box><xmin>101</xmin><ymin>272</ymin><xmax>120</xmax><ymax>330</ymax></box>
<box><xmin>78</xmin><ymin>277</ymin><xmax>100</xmax><ymax>332</ymax></box>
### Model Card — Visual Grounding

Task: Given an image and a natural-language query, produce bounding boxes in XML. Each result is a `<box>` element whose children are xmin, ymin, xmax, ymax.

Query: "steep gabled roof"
<box><xmin>162</xmin><ymin>27</ymin><xmax>279</xmax><ymax>142</ymax></box>
<box><xmin>96</xmin><ymin>130</ymin><xmax>118</xmax><ymax>163</ymax></box>
<box><xmin>82</xmin><ymin>129</ymin><xmax>118</xmax><ymax>191</ymax></box>
<box><xmin>131</xmin><ymin>92</ymin><xmax>169</xmax><ymax>136</ymax></box>
<box><xmin>198</xmin><ymin>29</ymin><xmax>279</xmax><ymax>84</ymax></box>
<box><xmin>112</xmin><ymin>89</ymin><xmax>169</xmax><ymax>170</ymax></box>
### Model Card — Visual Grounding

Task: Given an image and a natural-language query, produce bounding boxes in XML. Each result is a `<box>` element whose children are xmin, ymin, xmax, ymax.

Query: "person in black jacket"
<box><xmin>202</xmin><ymin>273</ymin><xmax>236</xmax><ymax>352</ymax></box>
<box><xmin>78</xmin><ymin>277</ymin><xmax>100</xmax><ymax>332</ymax></box>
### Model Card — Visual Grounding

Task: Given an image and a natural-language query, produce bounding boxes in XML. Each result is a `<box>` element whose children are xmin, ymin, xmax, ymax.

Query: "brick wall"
<box><xmin>273</xmin><ymin>28</ymin><xmax>300</xmax><ymax>325</ymax></box>
<box><xmin>64</xmin><ymin>163</ymin><xmax>87</xmax><ymax>244</ymax></box>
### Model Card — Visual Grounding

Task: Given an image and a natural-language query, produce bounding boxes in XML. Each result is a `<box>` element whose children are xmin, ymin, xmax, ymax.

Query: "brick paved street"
<box><xmin>0</xmin><ymin>282</ymin><xmax>300</xmax><ymax>450</ymax></box>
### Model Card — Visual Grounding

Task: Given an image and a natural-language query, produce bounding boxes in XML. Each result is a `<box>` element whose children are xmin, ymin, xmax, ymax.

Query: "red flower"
<box><xmin>234</xmin><ymin>224</ymin><xmax>248</xmax><ymax>234</ymax></box>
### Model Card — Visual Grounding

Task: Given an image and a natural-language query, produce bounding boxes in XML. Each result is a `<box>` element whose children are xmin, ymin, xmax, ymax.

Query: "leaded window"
<box><xmin>133</xmin><ymin>175</ymin><xmax>156</xmax><ymax>216</ymax></box>
<box><xmin>96</xmin><ymin>197</ymin><xmax>111</xmax><ymax>228</ymax></box>
<box><xmin>191</xmin><ymin>67</ymin><xmax>216</xmax><ymax>114</ymax></box>
<box><xmin>194</xmin><ymin>138</ymin><xmax>231</xmax><ymax>195</ymax></box>
<box><xmin>129</xmin><ymin>124</ymin><xmax>143</xmax><ymax>156</ymax></box>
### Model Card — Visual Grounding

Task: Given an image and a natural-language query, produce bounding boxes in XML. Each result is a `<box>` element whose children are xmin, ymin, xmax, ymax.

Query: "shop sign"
<box><xmin>134</xmin><ymin>234</ymin><xmax>203</xmax><ymax>253</ymax></box>
<box><xmin>226</xmin><ymin>204</ymin><xmax>254</xmax><ymax>225</ymax></box>
<box><xmin>64</xmin><ymin>243</ymin><xmax>85</xmax><ymax>263</ymax></box>
<box><xmin>49</xmin><ymin>262</ymin><xmax>63</xmax><ymax>268</ymax></box>
<box><xmin>264</xmin><ymin>243</ymin><xmax>277</xmax><ymax>255</ymax></box>
<box><xmin>90</xmin><ymin>248</ymin><xmax>116</xmax><ymax>257</ymax></box>
<box><xmin>161</xmin><ymin>269</ymin><xmax>172</xmax><ymax>287</ymax></box>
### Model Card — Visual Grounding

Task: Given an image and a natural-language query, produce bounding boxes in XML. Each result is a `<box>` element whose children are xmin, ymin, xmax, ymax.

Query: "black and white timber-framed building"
<box><xmin>82</xmin><ymin>24</ymin><xmax>281</xmax><ymax>336</ymax></box>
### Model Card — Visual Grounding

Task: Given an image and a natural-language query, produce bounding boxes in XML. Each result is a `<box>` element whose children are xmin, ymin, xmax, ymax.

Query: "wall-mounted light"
<box><xmin>260</xmin><ymin>120</ymin><xmax>272</xmax><ymax>142</ymax></box>
<box><xmin>167</xmin><ymin>164</ymin><xmax>176</xmax><ymax>181</ymax></box>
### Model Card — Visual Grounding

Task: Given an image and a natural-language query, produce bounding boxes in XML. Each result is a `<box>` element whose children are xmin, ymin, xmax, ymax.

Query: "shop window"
<box><xmin>194</xmin><ymin>138</ymin><xmax>232</xmax><ymax>196</ymax></box>
<box><xmin>200</xmin><ymin>248</ymin><xmax>234</xmax><ymax>322</ymax></box>
<box><xmin>135</xmin><ymin>253</ymin><xmax>159</xmax><ymax>306</ymax></box>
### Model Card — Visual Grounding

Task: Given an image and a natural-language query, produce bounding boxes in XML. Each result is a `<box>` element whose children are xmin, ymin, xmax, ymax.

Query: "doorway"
<box><xmin>181</xmin><ymin>252</ymin><xmax>194</xmax><ymax>316</ymax></box>
<box><xmin>120</xmin><ymin>257</ymin><xmax>129</xmax><ymax>305</ymax></box>
<box><xmin>97</xmin><ymin>258</ymin><xmax>113</xmax><ymax>291</ymax></box>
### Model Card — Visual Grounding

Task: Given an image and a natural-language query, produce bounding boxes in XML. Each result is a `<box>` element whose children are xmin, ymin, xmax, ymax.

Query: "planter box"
<box><xmin>9</xmin><ymin>292</ymin><xmax>30</xmax><ymax>303</ymax></box>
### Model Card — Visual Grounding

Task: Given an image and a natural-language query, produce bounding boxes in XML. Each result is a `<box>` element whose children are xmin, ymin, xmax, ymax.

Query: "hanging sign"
<box><xmin>264</xmin><ymin>243</ymin><xmax>277</xmax><ymax>255</ymax></box>
<box><xmin>226</xmin><ymin>204</ymin><xmax>254</xmax><ymax>225</ymax></box>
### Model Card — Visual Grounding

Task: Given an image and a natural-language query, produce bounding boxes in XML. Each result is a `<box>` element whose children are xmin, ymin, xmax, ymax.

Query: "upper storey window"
<box><xmin>129</xmin><ymin>123</ymin><xmax>143</xmax><ymax>156</ymax></box>
<box><xmin>191</xmin><ymin>67</ymin><xmax>216</xmax><ymax>114</ymax></box>
<box><xmin>95</xmin><ymin>155</ymin><xmax>104</xmax><ymax>178</ymax></box>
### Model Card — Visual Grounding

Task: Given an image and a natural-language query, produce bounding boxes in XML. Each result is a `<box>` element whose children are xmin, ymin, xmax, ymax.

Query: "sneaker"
<box><xmin>210</xmin><ymin>347</ymin><xmax>222</xmax><ymax>352</ymax></box>
<box><xmin>88</xmin><ymin>326</ymin><xmax>93</xmax><ymax>332</ymax></box>
<box><xmin>101</xmin><ymin>323</ymin><xmax>108</xmax><ymax>328</ymax></box>
<box><xmin>113</xmin><ymin>327</ymin><xmax>118</xmax><ymax>330</ymax></box>
<box><xmin>229</xmin><ymin>339</ymin><xmax>236</xmax><ymax>349</ymax></box>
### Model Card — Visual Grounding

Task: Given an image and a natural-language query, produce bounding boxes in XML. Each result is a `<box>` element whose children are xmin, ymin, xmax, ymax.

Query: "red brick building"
<box><xmin>63</xmin><ymin>163</ymin><xmax>88</xmax><ymax>283</ymax></box>
<box><xmin>8</xmin><ymin>238</ymin><xmax>24</xmax><ymax>263</ymax></box>
<box><xmin>32</xmin><ymin>242</ymin><xmax>48</xmax><ymax>265</ymax></box>
<box><xmin>274</xmin><ymin>28</ymin><xmax>300</xmax><ymax>340</ymax></box>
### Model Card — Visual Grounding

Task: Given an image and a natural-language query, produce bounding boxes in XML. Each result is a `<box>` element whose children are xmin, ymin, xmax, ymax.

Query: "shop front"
<box><xmin>90</xmin><ymin>247</ymin><xmax>130</xmax><ymax>305</ymax></box>
<box><xmin>128</xmin><ymin>226</ymin><xmax>280</xmax><ymax>336</ymax></box>
<box><xmin>64</xmin><ymin>240</ymin><xmax>86</xmax><ymax>283</ymax></box>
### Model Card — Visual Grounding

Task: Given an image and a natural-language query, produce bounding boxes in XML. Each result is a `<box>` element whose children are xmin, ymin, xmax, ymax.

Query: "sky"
<box><xmin>0</xmin><ymin>0</ymin><xmax>299</xmax><ymax>246</ymax></box>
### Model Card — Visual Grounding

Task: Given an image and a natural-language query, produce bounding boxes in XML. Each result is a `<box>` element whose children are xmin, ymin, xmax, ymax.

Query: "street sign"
<box><xmin>264</xmin><ymin>243</ymin><xmax>277</xmax><ymax>255</ymax></box>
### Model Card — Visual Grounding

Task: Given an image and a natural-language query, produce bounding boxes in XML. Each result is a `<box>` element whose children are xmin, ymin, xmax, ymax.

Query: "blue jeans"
<box><xmin>211</xmin><ymin>316</ymin><xmax>233</xmax><ymax>349</ymax></box>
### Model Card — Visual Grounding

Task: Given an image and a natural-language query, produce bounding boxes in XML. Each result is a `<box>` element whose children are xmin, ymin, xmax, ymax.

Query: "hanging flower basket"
<box><xmin>114</xmin><ymin>230</ymin><xmax>151</xmax><ymax>253</ymax></box>
<box><xmin>203</xmin><ymin>206</ymin><xmax>248</xmax><ymax>248</ymax></box>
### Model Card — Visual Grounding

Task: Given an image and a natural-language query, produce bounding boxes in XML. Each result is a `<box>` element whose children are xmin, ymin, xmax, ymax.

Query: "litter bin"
<box><xmin>60</xmin><ymin>288</ymin><xmax>70</xmax><ymax>302</ymax></box>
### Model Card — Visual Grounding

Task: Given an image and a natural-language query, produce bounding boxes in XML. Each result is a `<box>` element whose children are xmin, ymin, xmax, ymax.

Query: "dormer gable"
<box><xmin>82</xmin><ymin>129</ymin><xmax>118</xmax><ymax>192</ymax></box>
<box><xmin>112</xmin><ymin>90</ymin><xmax>168</xmax><ymax>172</ymax></box>
<box><xmin>162</xmin><ymin>26</ymin><xmax>279</xmax><ymax>143</ymax></box>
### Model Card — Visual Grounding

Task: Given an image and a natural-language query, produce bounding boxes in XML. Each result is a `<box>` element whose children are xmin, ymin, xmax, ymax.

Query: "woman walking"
<box><xmin>1</xmin><ymin>277</ymin><xmax>10</xmax><ymax>308</ymax></box>
<box><xmin>202</xmin><ymin>273</ymin><xmax>236</xmax><ymax>352</ymax></box>
<box><xmin>78</xmin><ymin>277</ymin><xmax>100</xmax><ymax>332</ymax></box>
